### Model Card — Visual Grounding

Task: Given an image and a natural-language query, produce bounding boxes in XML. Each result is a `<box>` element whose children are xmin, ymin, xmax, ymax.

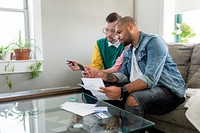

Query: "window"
<box><xmin>0</xmin><ymin>0</ymin><xmax>29</xmax><ymax>48</ymax></box>
<box><xmin>0</xmin><ymin>0</ymin><xmax>43</xmax><ymax>74</ymax></box>
<box><xmin>174</xmin><ymin>9</ymin><xmax>200</xmax><ymax>43</ymax></box>
<box><xmin>181</xmin><ymin>9</ymin><xmax>200</xmax><ymax>43</ymax></box>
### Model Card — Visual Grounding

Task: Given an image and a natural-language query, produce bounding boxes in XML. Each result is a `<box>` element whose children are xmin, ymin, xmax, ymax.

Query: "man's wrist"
<box><xmin>105</xmin><ymin>73</ymin><xmax>118</xmax><ymax>83</ymax></box>
<box><xmin>120</xmin><ymin>86</ymin><xmax>129</xmax><ymax>99</ymax></box>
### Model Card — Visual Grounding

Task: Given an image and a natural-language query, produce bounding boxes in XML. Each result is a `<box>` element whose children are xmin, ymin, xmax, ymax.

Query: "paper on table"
<box><xmin>80</xmin><ymin>78</ymin><xmax>110</xmax><ymax>100</ymax></box>
<box><xmin>60</xmin><ymin>102</ymin><xmax>108</xmax><ymax>117</ymax></box>
<box><xmin>60</xmin><ymin>102</ymin><xmax>96</xmax><ymax>116</ymax></box>
<box><xmin>60</xmin><ymin>102</ymin><xmax>96</xmax><ymax>108</ymax></box>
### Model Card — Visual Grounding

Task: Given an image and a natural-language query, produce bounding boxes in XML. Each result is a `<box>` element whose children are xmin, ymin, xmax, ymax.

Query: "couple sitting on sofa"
<box><xmin>68</xmin><ymin>15</ymin><xmax>185</xmax><ymax>124</ymax></box>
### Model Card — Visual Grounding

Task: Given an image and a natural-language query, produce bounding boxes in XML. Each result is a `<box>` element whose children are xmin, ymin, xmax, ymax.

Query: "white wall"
<box><xmin>135</xmin><ymin>0</ymin><xmax>161</xmax><ymax>34</ymax></box>
<box><xmin>0</xmin><ymin>0</ymin><xmax>134</xmax><ymax>93</ymax></box>
<box><xmin>175</xmin><ymin>0</ymin><xmax>200</xmax><ymax>13</ymax></box>
<box><xmin>135</xmin><ymin>0</ymin><xmax>174</xmax><ymax>42</ymax></box>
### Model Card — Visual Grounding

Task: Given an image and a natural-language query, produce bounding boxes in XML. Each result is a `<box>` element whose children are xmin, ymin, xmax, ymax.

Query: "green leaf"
<box><xmin>180</xmin><ymin>23</ymin><xmax>190</xmax><ymax>32</ymax></box>
<box><xmin>172</xmin><ymin>31</ymin><xmax>178</xmax><ymax>35</ymax></box>
<box><xmin>180</xmin><ymin>31</ymin><xmax>191</xmax><ymax>38</ymax></box>
<box><xmin>172</xmin><ymin>22</ymin><xmax>196</xmax><ymax>43</ymax></box>
<box><xmin>181</xmin><ymin>38</ymin><xmax>189</xmax><ymax>43</ymax></box>
<box><xmin>188</xmin><ymin>33</ymin><xmax>196</xmax><ymax>38</ymax></box>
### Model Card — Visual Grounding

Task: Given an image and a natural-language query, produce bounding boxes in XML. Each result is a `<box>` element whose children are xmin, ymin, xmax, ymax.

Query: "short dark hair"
<box><xmin>117</xmin><ymin>16</ymin><xmax>137</xmax><ymax>26</ymax></box>
<box><xmin>106</xmin><ymin>12</ymin><xmax>122</xmax><ymax>23</ymax></box>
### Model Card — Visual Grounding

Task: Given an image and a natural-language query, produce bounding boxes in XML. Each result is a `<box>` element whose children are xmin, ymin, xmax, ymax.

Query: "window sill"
<box><xmin>0</xmin><ymin>59</ymin><xmax>43</xmax><ymax>74</ymax></box>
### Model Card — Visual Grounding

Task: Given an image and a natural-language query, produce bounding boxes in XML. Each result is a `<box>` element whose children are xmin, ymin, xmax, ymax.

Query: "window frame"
<box><xmin>174</xmin><ymin>14</ymin><xmax>182</xmax><ymax>43</ymax></box>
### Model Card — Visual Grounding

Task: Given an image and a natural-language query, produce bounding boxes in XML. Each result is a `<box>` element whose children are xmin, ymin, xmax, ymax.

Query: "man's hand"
<box><xmin>83</xmin><ymin>66</ymin><xmax>104</xmax><ymax>78</ymax></box>
<box><xmin>83</xmin><ymin>66</ymin><xmax>118</xmax><ymax>83</ymax></box>
<box><xmin>67</xmin><ymin>60</ymin><xmax>80</xmax><ymax>71</ymax></box>
<box><xmin>99</xmin><ymin>86</ymin><xmax>121</xmax><ymax>100</ymax></box>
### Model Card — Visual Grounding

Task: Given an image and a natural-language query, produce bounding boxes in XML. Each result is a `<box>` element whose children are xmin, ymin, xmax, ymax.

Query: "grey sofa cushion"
<box><xmin>145</xmin><ymin>101</ymin><xmax>195</xmax><ymax>129</ymax></box>
<box><xmin>168</xmin><ymin>44</ymin><xmax>193</xmax><ymax>82</ymax></box>
<box><xmin>187</xmin><ymin>44</ymin><xmax>200</xmax><ymax>83</ymax></box>
<box><xmin>187</xmin><ymin>67</ymin><xmax>200</xmax><ymax>88</ymax></box>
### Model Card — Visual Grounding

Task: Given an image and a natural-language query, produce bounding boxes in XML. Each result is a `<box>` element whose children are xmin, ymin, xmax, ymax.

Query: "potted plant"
<box><xmin>0</xmin><ymin>45</ymin><xmax>11</xmax><ymax>61</ymax></box>
<box><xmin>28</xmin><ymin>61</ymin><xmax>42</xmax><ymax>79</ymax></box>
<box><xmin>9</xmin><ymin>31</ymin><xmax>39</xmax><ymax>60</ymax></box>
<box><xmin>4</xmin><ymin>63</ymin><xmax>15</xmax><ymax>89</ymax></box>
<box><xmin>172</xmin><ymin>22</ymin><xmax>196</xmax><ymax>43</ymax></box>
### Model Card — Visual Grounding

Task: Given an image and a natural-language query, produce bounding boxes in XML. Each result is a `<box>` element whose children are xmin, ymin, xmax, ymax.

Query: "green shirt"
<box><xmin>97</xmin><ymin>38</ymin><xmax>124</xmax><ymax>69</ymax></box>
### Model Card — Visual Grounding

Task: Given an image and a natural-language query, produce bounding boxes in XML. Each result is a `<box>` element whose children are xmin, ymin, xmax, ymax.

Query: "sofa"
<box><xmin>145</xmin><ymin>43</ymin><xmax>200</xmax><ymax>133</ymax></box>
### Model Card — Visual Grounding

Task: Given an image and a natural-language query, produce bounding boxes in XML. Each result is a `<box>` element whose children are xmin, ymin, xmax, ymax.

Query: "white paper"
<box><xmin>80</xmin><ymin>78</ymin><xmax>110</xmax><ymax>100</ymax></box>
<box><xmin>60</xmin><ymin>102</ymin><xmax>96</xmax><ymax>116</ymax></box>
<box><xmin>60</xmin><ymin>102</ymin><xmax>108</xmax><ymax>117</ymax></box>
<box><xmin>81</xmin><ymin>78</ymin><xmax>105</xmax><ymax>88</ymax></box>
<box><xmin>60</xmin><ymin>102</ymin><xmax>96</xmax><ymax>108</ymax></box>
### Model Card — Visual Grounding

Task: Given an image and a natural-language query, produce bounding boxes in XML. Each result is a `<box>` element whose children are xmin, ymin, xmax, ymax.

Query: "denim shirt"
<box><xmin>114</xmin><ymin>31</ymin><xmax>185</xmax><ymax>98</ymax></box>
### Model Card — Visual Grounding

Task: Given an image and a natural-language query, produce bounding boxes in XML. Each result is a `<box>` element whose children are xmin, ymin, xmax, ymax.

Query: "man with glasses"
<box><xmin>68</xmin><ymin>12</ymin><xmax>125</xmax><ymax>73</ymax></box>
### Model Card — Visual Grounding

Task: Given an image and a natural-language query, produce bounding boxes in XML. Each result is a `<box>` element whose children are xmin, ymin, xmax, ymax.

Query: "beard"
<box><xmin>121</xmin><ymin>40</ymin><xmax>131</xmax><ymax>46</ymax></box>
<box><xmin>121</xmin><ymin>32</ymin><xmax>132</xmax><ymax>46</ymax></box>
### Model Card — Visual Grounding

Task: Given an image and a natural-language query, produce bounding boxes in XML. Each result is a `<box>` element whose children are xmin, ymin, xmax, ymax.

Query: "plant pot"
<box><xmin>14</xmin><ymin>49</ymin><xmax>30</xmax><ymax>60</ymax></box>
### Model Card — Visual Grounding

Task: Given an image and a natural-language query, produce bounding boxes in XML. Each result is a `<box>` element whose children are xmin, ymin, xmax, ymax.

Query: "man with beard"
<box><xmin>84</xmin><ymin>16</ymin><xmax>185</xmax><ymax>119</ymax></box>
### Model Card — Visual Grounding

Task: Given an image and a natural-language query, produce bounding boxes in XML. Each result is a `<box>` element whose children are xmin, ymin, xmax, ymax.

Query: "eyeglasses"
<box><xmin>102</xmin><ymin>28</ymin><xmax>116</xmax><ymax>34</ymax></box>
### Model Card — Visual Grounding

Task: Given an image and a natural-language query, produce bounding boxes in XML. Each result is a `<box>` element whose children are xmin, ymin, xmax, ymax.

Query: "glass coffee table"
<box><xmin>0</xmin><ymin>92</ymin><xmax>154</xmax><ymax>133</ymax></box>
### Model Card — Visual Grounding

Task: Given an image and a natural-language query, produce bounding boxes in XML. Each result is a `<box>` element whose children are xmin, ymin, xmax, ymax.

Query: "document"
<box><xmin>60</xmin><ymin>102</ymin><xmax>96</xmax><ymax>116</ymax></box>
<box><xmin>79</xmin><ymin>78</ymin><xmax>110</xmax><ymax>100</ymax></box>
<box><xmin>60</xmin><ymin>102</ymin><xmax>108</xmax><ymax>117</ymax></box>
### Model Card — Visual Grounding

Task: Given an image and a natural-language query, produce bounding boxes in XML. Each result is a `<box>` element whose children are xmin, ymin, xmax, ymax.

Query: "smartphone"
<box><xmin>77</xmin><ymin>63</ymin><xmax>85</xmax><ymax>71</ymax></box>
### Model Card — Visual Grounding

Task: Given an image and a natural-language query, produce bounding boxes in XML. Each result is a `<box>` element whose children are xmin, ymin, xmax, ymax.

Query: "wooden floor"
<box><xmin>0</xmin><ymin>86</ymin><xmax>82</xmax><ymax>103</ymax></box>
